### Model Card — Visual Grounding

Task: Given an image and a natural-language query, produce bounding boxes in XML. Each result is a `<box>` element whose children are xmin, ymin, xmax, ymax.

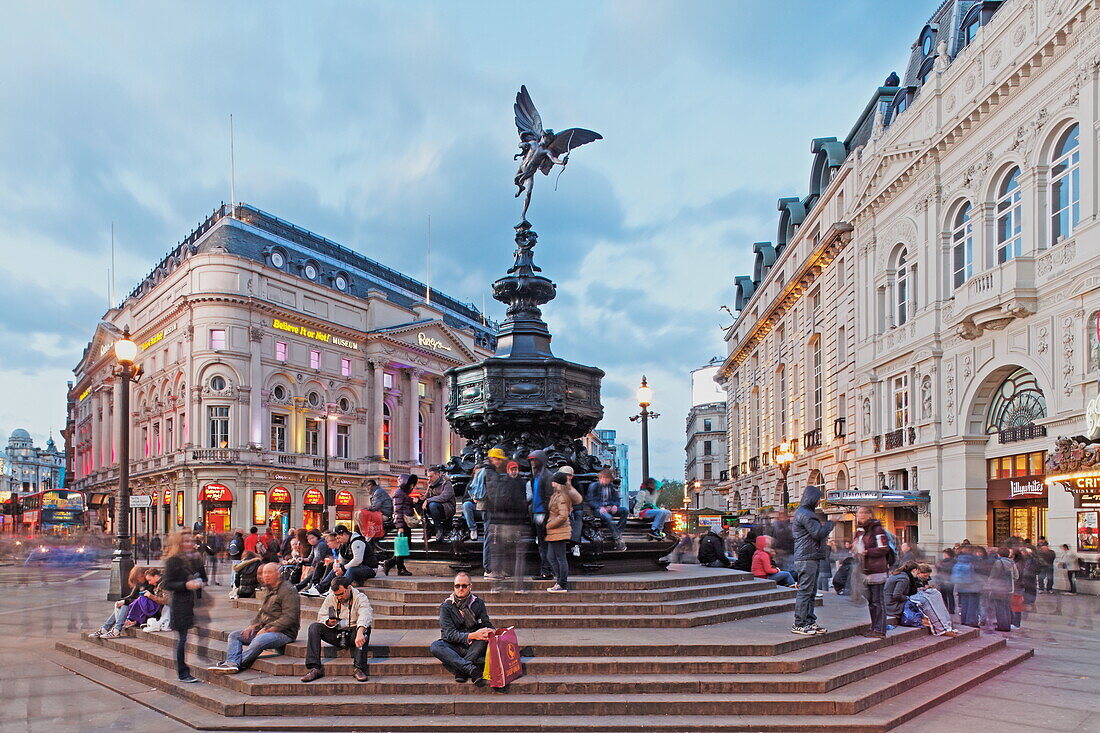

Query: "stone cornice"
<box><xmin>718</xmin><ymin>221</ymin><xmax>853</xmax><ymax>379</ymax></box>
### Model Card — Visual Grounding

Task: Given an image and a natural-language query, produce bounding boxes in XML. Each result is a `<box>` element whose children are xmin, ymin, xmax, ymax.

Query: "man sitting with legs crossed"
<box><xmin>209</xmin><ymin>562</ymin><xmax>300</xmax><ymax>674</ymax></box>
<box><xmin>429</xmin><ymin>572</ymin><xmax>493</xmax><ymax>686</ymax></box>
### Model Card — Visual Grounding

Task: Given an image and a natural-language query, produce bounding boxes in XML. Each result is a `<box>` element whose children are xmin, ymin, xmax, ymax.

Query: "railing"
<box><xmin>312</xmin><ymin>458</ymin><xmax>325</xmax><ymax>468</ymax></box>
<box><xmin>749</xmin><ymin>457</ymin><xmax>760</xmax><ymax>472</ymax></box>
<box><xmin>873</xmin><ymin>435</ymin><xmax>881</xmax><ymax>452</ymax></box>
<box><xmin>834</xmin><ymin>417</ymin><xmax>846</xmax><ymax>438</ymax></box>
<box><xmin>803</xmin><ymin>428</ymin><xmax>822</xmax><ymax>450</ymax></box>
<box><xmin>740</xmin><ymin>462</ymin><xmax>748</xmax><ymax>475</ymax></box>
<box><xmin>277</xmin><ymin>454</ymin><xmax>297</xmax><ymax>466</ymax></box>
<box><xmin>165</xmin><ymin>453</ymin><xmax>176</xmax><ymax>465</ymax></box>
<box><xmin>343</xmin><ymin>461</ymin><xmax>360</xmax><ymax>471</ymax></box>
<box><xmin>190</xmin><ymin>449</ymin><xmax>239</xmax><ymax>462</ymax></box>
<box><xmin>885</xmin><ymin>428</ymin><xmax>905</xmax><ymax>450</ymax></box>
<box><xmin>720</xmin><ymin>469</ymin><xmax>730</xmax><ymax>481</ymax></box>
<box><xmin>969</xmin><ymin>272</ymin><xmax>995</xmax><ymax>294</ymax></box>
<box><xmin>999</xmin><ymin>423</ymin><xmax>1047</xmax><ymax>444</ymax></box>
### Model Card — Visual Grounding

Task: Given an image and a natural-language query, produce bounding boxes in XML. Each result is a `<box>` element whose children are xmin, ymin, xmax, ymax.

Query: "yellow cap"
<box><xmin>487</xmin><ymin>448</ymin><xmax>507</xmax><ymax>460</ymax></box>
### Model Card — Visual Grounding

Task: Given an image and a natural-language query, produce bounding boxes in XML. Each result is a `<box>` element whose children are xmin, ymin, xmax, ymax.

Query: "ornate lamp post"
<box><xmin>775</xmin><ymin>446</ymin><xmax>795</xmax><ymax>510</ymax></box>
<box><xmin>107</xmin><ymin>328</ymin><xmax>142</xmax><ymax>600</ymax></box>
<box><xmin>629</xmin><ymin>376</ymin><xmax>660</xmax><ymax>486</ymax></box>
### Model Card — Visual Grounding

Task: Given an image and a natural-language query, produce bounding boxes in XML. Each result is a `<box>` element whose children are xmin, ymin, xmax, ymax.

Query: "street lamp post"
<box><xmin>629</xmin><ymin>376</ymin><xmax>660</xmax><ymax>486</ymax></box>
<box><xmin>107</xmin><ymin>328</ymin><xmax>142</xmax><ymax>601</ymax></box>
<box><xmin>323</xmin><ymin>409</ymin><xmax>338</xmax><ymax>530</ymax></box>
<box><xmin>775</xmin><ymin>445</ymin><xmax>795</xmax><ymax>511</ymax></box>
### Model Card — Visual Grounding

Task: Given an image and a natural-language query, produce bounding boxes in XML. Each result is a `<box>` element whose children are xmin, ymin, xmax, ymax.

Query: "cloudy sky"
<box><xmin>1</xmin><ymin>1</ymin><xmax>934</xmax><ymax>482</ymax></box>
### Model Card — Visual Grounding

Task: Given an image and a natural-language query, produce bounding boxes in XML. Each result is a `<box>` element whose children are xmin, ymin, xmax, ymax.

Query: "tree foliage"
<box><xmin>655</xmin><ymin>479</ymin><xmax>684</xmax><ymax>509</ymax></box>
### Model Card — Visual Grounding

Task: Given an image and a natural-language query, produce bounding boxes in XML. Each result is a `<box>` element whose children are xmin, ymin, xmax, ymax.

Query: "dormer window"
<box><xmin>303</xmin><ymin>261</ymin><xmax>319</xmax><ymax>281</ymax></box>
<box><xmin>333</xmin><ymin>273</ymin><xmax>349</xmax><ymax>292</ymax></box>
<box><xmin>269</xmin><ymin>248</ymin><xmax>286</xmax><ymax>269</ymax></box>
<box><xmin>921</xmin><ymin>34</ymin><xmax>934</xmax><ymax>56</ymax></box>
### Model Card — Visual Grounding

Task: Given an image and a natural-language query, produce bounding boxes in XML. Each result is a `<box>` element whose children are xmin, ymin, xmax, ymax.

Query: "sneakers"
<box><xmin>208</xmin><ymin>662</ymin><xmax>240</xmax><ymax>674</ymax></box>
<box><xmin>228</xmin><ymin>587</ymin><xmax>239</xmax><ymax>600</ymax></box>
<box><xmin>354</xmin><ymin>669</ymin><xmax>369</xmax><ymax>682</ymax></box>
<box><xmin>807</xmin><ymin>624</ymin><xmax>828</xmax><ymax>635</ymax></box>
<box><xmin>546</xmin><ymin>584</ymin><xmax>567</xmax><ymax>593</ymax></box>
<box><xmin>178</xmin><ymin>675</ymin><xmax>201</xmax><ymax>684</ymax></box>
<box><xmin>646</xmin><ymin>530</ymin><xmax>662</xmax><ymax>540</ymax></box>
<box><xmin>483</xmin><ymin>572</ymin><xmax>494</xmax><ymax>579</ymax></box>
<box><xmin>815</xmin><ymin>591</ymin><xmax>824</xmax><ymax>599</ymax></box>
<box><xmin>791</xmin><ymin>625</ymin><xmax>816</xmax><ymax>636</ymax></box>
<box><xmin>102</xmin><ymin>629</ymin><xmax>121</xmax><ymax>639</ymax></box>
<box><xmin>299</xmin><ymin>586</ymin><xmax>321</xmax><ymax>597</ymax></box>
<box><xmin>88</xmin><ymin>629</ymin><xmax>107</xmax><ymax>638</ymax></box>
<box><xmin>614</xmin><ymin>538</ymin><xmax>627</xmax><ymax>552</ymax></box>
<box><xmin>470</xmin><ymin>528</ymin><xmax>478</xmax><ymax>541</ymax></box>
<box><xmin>571</xmin><ymin>545</ymin><xmax>581</xmax><ymax>558</ymax></box>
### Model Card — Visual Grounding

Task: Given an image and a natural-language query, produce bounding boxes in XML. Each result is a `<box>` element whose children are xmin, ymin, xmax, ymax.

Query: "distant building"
<box><xmin>5</xmin><ymin>429</ymin><xmax>64</xmax><ymax>493</ymax></box>
<box><xmin>593</xmin><ymin>428</ymin><xmax>629</xmax><ymax>488</ymax></box>
<box><xmin>685</xmin><ymin>359</ymin><xmax>727</xmax><ymax>509</ymax></box>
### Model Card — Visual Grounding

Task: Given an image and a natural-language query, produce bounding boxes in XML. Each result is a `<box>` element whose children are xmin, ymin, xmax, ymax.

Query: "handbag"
<box><xmin>393</xmin><ymin>534</ymin><xmax>410</xmax><ymax>558</ymax></box>
<box><xmin>482</xmin><ymin>627</ymin><xmax>524</xmax><ymax>688</ymax></box>
<box><xmin>405</xmin><ymin>511</ymin><xmax>423</xmax><ymax>528</ymax></box>
<box><xmin>358</xmin><ymin>509</ymin><xmax>385</xmax><ymax>539</ymax></box>
<box><xmin>899</xmin><ymin>599</ymin><xmax>925</xmax><ymax>628</ymax></box>
<box><xmin>1010</xmin><ymin>592</ymin><xmax>1025</xmax><ymax>613</ymax></box>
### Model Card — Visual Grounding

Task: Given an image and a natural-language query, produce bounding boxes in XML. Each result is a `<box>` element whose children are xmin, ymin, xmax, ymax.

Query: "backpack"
<box><xmin>883</xmin><ymin>530</ymin><xmax>899</xmax><ymax>567</ymax></box>
<box><xmin>255</xmin><ymin>538</ymin><xmax>267</xmax><ymax>557</ymax></box>
<box><xmin>228</xmin><ymin>537</ymin><xmax>242</xmax><ymax>557</ymax></box>
<box><xmin>951</xmin><ymin>557</ymin><xmax>975</xmax><ymax>586</ymax></box>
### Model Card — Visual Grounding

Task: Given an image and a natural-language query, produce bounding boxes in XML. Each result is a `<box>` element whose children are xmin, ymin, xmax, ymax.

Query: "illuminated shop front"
<box><xmin>199</xmin><ymin>483</ymin><xmax>234</xmax><ymax>535</ymax></box>
<box><xmin>335</xmin><ymin>489</ymin><xmax>355</xmax><ymax>524</ymax></box>
<box><xmin>302</xmin><ymin>488</ymin><xmax>325</xmax><ymax>531</ymax></box>
<box><xmin>1046</xmin><ymin>470</ymin><xmax>1100</xmax><ymax>553</ymax></box>
<box><xmin>268</xmin><ymin>487</ymin><xmax>291</xmax><ymax>537</ymax></box>
<box><xmin>825</xmin><ymin>488</ymin><xmax>930</xmax><ymax>545</ymax></box>
<box><xmin>987</xmin><ymin>451</ymin><xmax>1047</xmax><ymax>546</ymax></box>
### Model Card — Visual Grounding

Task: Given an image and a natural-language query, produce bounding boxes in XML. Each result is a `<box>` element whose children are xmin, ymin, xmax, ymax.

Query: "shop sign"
<box><xmin>140</xmin><ymin>324</ymin><xmax>176</xmax><ymax>351</ymax></box>
<box><xmin>303</xmin><ymin>488</ymin><xmax>325</xmax><ymax>506</ymax></box>
<box><xmin>269</xmin><ymin>487</ymin><xmax>292</xmax><ymax>504</ymax></box>
<box><xmin>305</xmin><ymin>475</ymin><xmax>325</xmax><ymax>483</ymax></box>
<box><xmin>129</xmin><ymin>495</ymin><xmax>152</xmax><ymax>509</ymax></box>
<box><xmin>253</xmin><ymin>490</ymin><xmax>268</xmax><ymax>527</ymax></box>
<box><xmin>272</xmin><ymin>318</ymin><xmax>359</xmax><ymax>350</ymax></box>
<box><xmin>270</xmin><ymin>473</ymin><xmax>295</xmax><ymax>481</ymax></box>
<box><xmin>698</xmin><ymin>515</ymin><xmax>723</xmax><ymax>532</ymax></box>
<box><xmin>417</xmin><ymin>332</ymin><xmax>452</xmax><ymax>352</ymax></box>
<box><xmin>199</xmin><ymin>483</ymin><xmax>233</xmax><ymax>502</ymax></box>
<box><xmin>1049</xmin><ymin>470</ymin><xmax>1100</xmax><ymax>491</ymax></box>
<box><xmin>1077</xmin><ymin>492</ymin><xmax>1100</xmax><ymax>508</ymax></box>
<box><xmin>78</xmin><ymin>388</ymin><xmax>90</xmax><ymax>401</ymax></box>
<box><xmin>335</xmin><ymin>490</ymin><xmax>354</xmax><ymax>507</ymax></box>
<box><xmin>987</xmin><ymin>475</ymin><xmax>1047</xmax><ymax>501</ymax></box>
<box><xmin>825</xmin><ymin>489</ymin><xmax>930</xmax><ymax>506</ymax></box>
<box><xmin>175</xmin><ymin>491</ymin><xmax>184</xmax><ymax>527</ymax></box>
<box><xmin>162</xmin><ymin>489</ymin><xmax>171</xmax><ymax>505</ymax></box>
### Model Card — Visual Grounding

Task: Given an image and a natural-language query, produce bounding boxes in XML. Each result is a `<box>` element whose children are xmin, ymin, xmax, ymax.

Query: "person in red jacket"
<box><xmin>852</xmin><ymin>506</ymin><xmax>892</xmax><ymax>638</ymax></box>
<box><xmin>752</xmin><ymin>535</ymin><xmax>795</xmax><ymax>586</ymax></box>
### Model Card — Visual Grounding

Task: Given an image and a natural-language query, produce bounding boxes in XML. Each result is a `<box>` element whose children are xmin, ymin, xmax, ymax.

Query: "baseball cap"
<box><xmin>558</xmin><ymin>465</ymin><xmax>575</xmax><ymax>475</ymax></box>
<box><xmin>487</xmin><ymin>448</ymin><xmax>507</xmax><ymax>460</ymax></box>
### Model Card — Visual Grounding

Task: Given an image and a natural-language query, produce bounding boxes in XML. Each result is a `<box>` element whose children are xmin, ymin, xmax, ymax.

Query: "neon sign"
<box><xmin>272</xmin><ymin>319</ymin><xmax>359</xmax><ymax>350</ymax></box>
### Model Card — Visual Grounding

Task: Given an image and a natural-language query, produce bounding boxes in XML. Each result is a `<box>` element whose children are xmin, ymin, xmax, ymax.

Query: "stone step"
<box><xmin>53</xmin><ymin>638</ymin><xmax>1031</xmax><ymax>731</ymax></box>
<box><xmin>361</xmin><ymin>570</ymin><xmax>750</xmax><ymax>592</ymax></box>
<box><xmin>55</xmin><ymin>629</ymin><xmax>1007</xmax><ymax>717</ymax></box>
<box><xmin>355</xmin><ymin>577</ymin><xmax>768</xmax><ymax>604</ymax></box>
<box><xmin>117</xmin><ymin>623</ymin><xmax>932</xmax><ymax>679</ymax></box>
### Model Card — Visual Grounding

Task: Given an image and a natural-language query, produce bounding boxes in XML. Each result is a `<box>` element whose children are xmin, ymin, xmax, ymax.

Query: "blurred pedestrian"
<box><xmin>1059</xmin><ymin>544</ymin><xmax>1080</xmax><ymax>593</ymax></box>
<box><xmin>545</xmin><ymin>470</ymin><xmax>580</xmax><ymax>592</ymax></box>
<box><xmin>934</xmin><ymin>548</ymin><xmax>957</xmax><ymax>615</ymax></box>
<box><xmin>486</xmin><ymin>460</ymin><xmax>529</xmax><ymax>591</ymax></box>
<box><xmin>162</xmin><ymin>529</ymin><xmax>206</xmax><ymax>683</ymax></box>
<box><xmin>1036</xmin><ymin>541</ymin><xmax>1056</xmax><ymax>593</ymax></box>
<box><xmin>792</xmin><ymin>485</ymin><xmax>834</xmax><ymax>635</ymax></box>
<box><xmin>382</xmin><ymin>474</ymin><xmax>416</xmax><ymax>576</ymax></box>
<box><xmin>852</xmin><ymin>506</ymin><xmax>891</xmax><ymax>638</ymax></box>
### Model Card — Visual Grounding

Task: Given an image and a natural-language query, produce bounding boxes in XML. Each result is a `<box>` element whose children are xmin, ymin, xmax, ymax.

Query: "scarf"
<box><xmin>447</xmin><ymin>593</ymin><xmax>479</xmax><ymax>629</ymax></box>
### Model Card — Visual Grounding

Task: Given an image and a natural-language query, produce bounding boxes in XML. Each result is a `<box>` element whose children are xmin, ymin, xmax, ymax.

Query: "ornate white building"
<box><xmin>686</xmin><ymin>359</ymin><xmax>728</xmax><ymax>509</ymax></box>
<box><xmin>719</xmin><ymin>0</ymin><xmax>1100</xmax><ymax>559</ymax></box>
<box><xmin>5</xmin><ymin>429</ymin><xmax>64</xmax><ymax>493</ymax></box>
<box><xmin>69</xmin><ymin>204</ymin><xmax>495</xmax><ymax>537</ymax></box>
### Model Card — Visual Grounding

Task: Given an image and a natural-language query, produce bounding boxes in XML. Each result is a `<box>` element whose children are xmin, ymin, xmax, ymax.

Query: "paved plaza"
<box><xmin>0</xmin><ymin>562</ymin><xmax>1096</xmax><ymax>733</ymax></box>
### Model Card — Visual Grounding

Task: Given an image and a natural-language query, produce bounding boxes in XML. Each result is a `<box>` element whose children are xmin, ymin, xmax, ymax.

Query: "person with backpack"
<box><xmin>852</xmin><ymin>506</ymin><xmax>892</xmax><ymax>638</ymax></box>
<box><xmin>732</xmin><ymin>529</ymin><xmax>757</xmax><ymax>572</ymax></box>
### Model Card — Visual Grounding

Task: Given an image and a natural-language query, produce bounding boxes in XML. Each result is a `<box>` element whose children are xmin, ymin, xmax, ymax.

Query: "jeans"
<box><xmin>865</xmin><ymin>582</ymin><xmax>886</xmax><ymax>635</ymax></box>
<box><xmin>938</xmin><ymin>582</ymin><xmax>956</xmax><ymax>615</ymax></box>
<box><xmin>1038</xmin><ymin>565</ymin><xmax>1054</xmax><ymax>592</ymax></box>
<box><xmin>817</xmin><ymin>570</ymin><xmax>832</xmax><ymax>592</ymax></box>
<box><xmin>101</xmin><ymin>603</ymin><xmax>130</xmax><ymax>632</ymax></box>
<box><xmin>958</xmin><ymin>591</ymin><xmax>981</xmax><ymax>627</ymax></box>
<box><xmin>643</xmin><ymin>508</ymin><xmax>672</xmax><ymax>532</ymax></box>
<box><xmin>1067</xmin><ymin>569</ymin><xmax>1078</xmax><ymax>593</ymax></box>
<box><xmin>596</xmin><ymin>506</ymin><xmax>627</xmax><ymax>538</ymax></box>
<box><xmin>482</xmin><ymin>516</ymin><xmax>492</xmax><ymax>572</ymax></box>
<box><xmin>429</xmin><ymin>639</ymin><xmax>488</xmax><ymax>678</ymax></box>
<box><xmin>767</xmin><ymin>570</ymin><xmax>795</xmax><ymax>586</ymax></box>
<box><xmin>462</xmin><ymin>501</ymin><xmax>479</xmax><ymax>532</ymax></box>
<box><xmin>990</xmin><ymin>595</ymin><xmax>1012</xmax><ymax>631</ymax></box>
<box><xmin>175</xmin><ymin>628</ymin><xmax>190</xmax><ymax>679</ymax></box>
<box><xmin>533</xmin><ymin>514</ymin><xmax>551</xmax><ymax>576</ymax></box>
<box><xmin>491</xmin><ymin>523</ymin><xmax>527</xmax><ymax>590</ymax></box>
<box><xmin>794</xmin><ymin>560</ymin><xmax>820</xmax><ymax>627</ymax></box>
<box><xmin>304</xmin><ymin>622</ymin><xmax>370</xmax><ymax>671</ymax></box>
<box><xmin>343</xmin><ymin>565</ymin><xmax>377</xmax><ymax>584</ymax></box>
<box><xmin>226</xmin><ymin>629</ymin><xmax>294</xmax><ymax>670</ymax></box>
<box><xmin>546</xmin><ymin>539</ymin><xmax>569</xmax><ymax>589</ymax></box>
<box><xmin>426</xmin><ymin>502</ymin><xmax>449</xmax><ymax>537</ymax></box>
<box><xmin>297</xmin><ymin>563</ymin><xmax>326</xmax><ymax>591</ymax></box>
<box><xmin>569</xmin><ymin>508</ymin><xmax>583</xmax><ymax>544</ymax></box>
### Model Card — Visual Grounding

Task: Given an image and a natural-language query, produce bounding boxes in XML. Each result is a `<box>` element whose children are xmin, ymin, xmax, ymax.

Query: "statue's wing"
<box><xmin>540</xmin><ymin>128</ymin><xmax>602</xmax><ymax>173</ymax></box>
<box><xmin>514</xmin><ymin>85</ymin><xmax>544</xmax><ymax>140</ymax></box>
<box><xmin>548</xmin><ymin>128</ymin><xmax>602</xmax><ymax>156</ymax></box>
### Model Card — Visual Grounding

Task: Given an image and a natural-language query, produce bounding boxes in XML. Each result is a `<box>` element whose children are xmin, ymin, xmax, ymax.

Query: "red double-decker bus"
<box><xmin>21</xmin><ymin>489</ymin><xmax>86</xmax><ymax>536</ymax></box>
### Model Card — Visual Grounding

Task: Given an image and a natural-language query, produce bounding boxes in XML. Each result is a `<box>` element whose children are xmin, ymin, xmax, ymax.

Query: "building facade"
<box><xmin>69</xmin><ymin>204</ymin><xmax>495</xmax><ymax>537</ymax></box>
<box><xmin>686</xmin><ymin>360</ymin><xmax>728</xmax><ymax>509</ymax></box>
<box><xmin>719</xmin><ymin>0</ymin><xmax>1100</xmax><ymax>559</ymax></box>
<box><xmin>587</xmin><ymin>428</ymin><xmax>630</xmax><ymax>488</ymax></box>
<box><xmin>5</xmin><ymin>429</ymin><xmax>65</xmax><ymax>493</ymax></box>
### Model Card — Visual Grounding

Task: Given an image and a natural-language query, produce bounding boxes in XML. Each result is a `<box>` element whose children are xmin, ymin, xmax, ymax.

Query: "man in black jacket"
<box><xmin>791</xmin><ymin>485</ymin><xmax>835</xmax><ymax>636</ymax></box>
<box><xmin>697</xmin><ymin>528</ymin><xmax>732</xmax><ymax>568</ymax></box>
<box><xmin>429</xmin><ymin>572</ymin><xmax>493</xmax><ymax>685</ymax></box>
<box><xmin>733</xmin><ymin>530</ymin><xmax>758</xmax><ymax>572</ymax></box>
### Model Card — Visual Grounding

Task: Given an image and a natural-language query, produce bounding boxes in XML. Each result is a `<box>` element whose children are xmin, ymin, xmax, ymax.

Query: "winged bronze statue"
<box><xmin>513</xmin><ymin>85</ymin><xmax>602</xmax><ymax>222</ymax></box>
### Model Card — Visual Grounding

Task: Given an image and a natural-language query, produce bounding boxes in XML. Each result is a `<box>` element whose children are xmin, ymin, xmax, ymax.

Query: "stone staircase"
<box><xmin>54</xmin><ymin>567</ymin><xmax>1033</xmax><ymax>732</ymax></box>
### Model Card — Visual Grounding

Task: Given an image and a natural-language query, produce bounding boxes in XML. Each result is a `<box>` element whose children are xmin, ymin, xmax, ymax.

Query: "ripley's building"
<box><xmin>718</xmin><ymin>0</ymin><xmax>1100</xmax><ymax>570</ymax></box>
<box><xmin>69</xmin><ymin>203</ymin><xmax>495</xmax><ymax>537</ymax></box>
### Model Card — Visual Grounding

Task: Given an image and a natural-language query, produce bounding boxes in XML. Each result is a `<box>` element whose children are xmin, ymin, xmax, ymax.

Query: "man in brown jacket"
<box><xmin>209</xmin><ymin>563</ymin><xmax>300</xmax><ymax>673</ymax></box>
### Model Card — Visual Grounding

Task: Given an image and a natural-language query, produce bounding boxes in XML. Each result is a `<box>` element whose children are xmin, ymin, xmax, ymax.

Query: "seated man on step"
<box><xmin>429</xmin><ymin>572</ymin><xmax>493</xmax><ymax>686</ymax></box>
<box><xmin>208</xmin><ymin>562</ymin><xmax>300</xmax><ymax>674</ymax></box>
<box><xmin>300</xmin><ymin>577</ymin><xmax>374</xmax><ymax>682</ymax></box>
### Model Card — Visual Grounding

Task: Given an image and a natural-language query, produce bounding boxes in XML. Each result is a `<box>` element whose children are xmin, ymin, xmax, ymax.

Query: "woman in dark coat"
<box><xmin>383</xmin><ymin>474</ymin><xmax>417</xmax><ymax>576</ymax></box>
<box><xmin>162</xmin><ymin>529</ymin><xmax>207</xmax><ymax>683</ymax></box>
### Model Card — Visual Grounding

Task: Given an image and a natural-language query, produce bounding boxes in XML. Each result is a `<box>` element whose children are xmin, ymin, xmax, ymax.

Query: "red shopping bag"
<box><xmin>483</xmin><ymin>626</ymin><xmax>524</xmax><ymax>688</ymax></box>
<box><xmin>357</xmin><ymin>509</ymin><xmax>385</xmax><ymax>539</ymax></box>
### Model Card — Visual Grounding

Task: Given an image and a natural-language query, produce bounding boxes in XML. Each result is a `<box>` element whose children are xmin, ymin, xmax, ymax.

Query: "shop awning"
<box><xmin>199</xmin><ymin>483</ymin><xmax>233</xmax><ymax>502</ymax></box>
<box><xmin>825</xmin><ymin>489</ymin><xmax>930</xmax><ymax>508</ymax></box>
<box><xmin>303</xmin><ymin>488</ymin><xmax>325</xmax><ymax>506</ymax></box>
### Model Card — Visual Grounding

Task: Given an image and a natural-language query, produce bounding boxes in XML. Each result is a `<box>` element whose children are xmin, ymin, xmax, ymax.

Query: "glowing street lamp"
<box><xmin>629</xmin><ymin>376</ymin><xmax>660</xmax><ymax>487</ymax></box>
<box><xmin>775</xmin><ymin>445</ymin><xmax>795</xmax><ymax>510</ymax></box>
<box><xmin>108</xmin><ymin>328</ymin><xmax>142</xmax><ymax>600</ymax></box>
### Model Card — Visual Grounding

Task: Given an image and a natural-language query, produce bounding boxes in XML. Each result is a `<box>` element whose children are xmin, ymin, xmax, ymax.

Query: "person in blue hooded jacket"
<box><xmin>791</xmin><ymin>485</ymin><xmax>835</xmax><ymax>636</ymax></box>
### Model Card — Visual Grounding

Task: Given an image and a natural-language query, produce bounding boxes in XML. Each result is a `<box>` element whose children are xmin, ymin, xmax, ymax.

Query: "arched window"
<box><xmin>985</xmin><ymin>368</ymin><xmax>1047</xmax><ymax>434</ymax></box>
<box><xmin>1050</xmin><ymin>124</ymin><xmax>1080</xmax><ymax>245</ymax></box>
<box><xmin>836</xmin><ymin>469</ymin><xmax>848</xmax><ymax>492</ymax></box>
<box><xmin>996</xmin><ymin>168</ymin><xmax>1022</xmax><ymax>263</ymax></box>
<box><xmin>382</xmin><ymin>404</ymin><xmax>392</xmax><ymax>461</ymax></box>
<box><xmin>895</xmin><ymin>249</ymin><xmax>910</xmax><ymax>325</ymax></box>
<box><xmin>951</xmin><ymin>204</ymin><xmax>973</xmax><ymax>289</ymax></box>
